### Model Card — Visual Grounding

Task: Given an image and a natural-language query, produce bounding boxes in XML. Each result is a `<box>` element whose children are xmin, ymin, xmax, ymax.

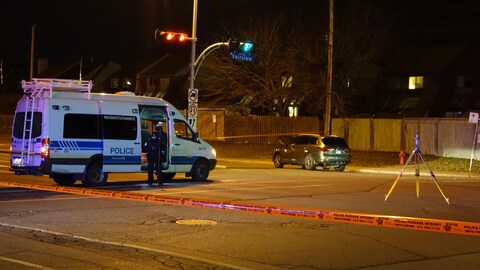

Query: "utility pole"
<box><xmin>79</xmin><ymin>57</ymin><xmax>83</xmax><ymax>80</ymax></box>
<box><xmin>30</xmin><ymin>24</ymin><xmax>36</xmax><ymax>80</ymax></box>
<box><xmin>1</xmin><ymin>60</ymin><xmax>3</xmax><ymax>85</ymax></box>
<box><xmin>324</xmin><ymin>0</ymin><xmax>334</xmax><ymax>136</ymax></box>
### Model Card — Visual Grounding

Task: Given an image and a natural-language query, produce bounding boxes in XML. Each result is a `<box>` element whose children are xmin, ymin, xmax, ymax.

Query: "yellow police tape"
<box><xmin>1</xmin><ymin>180</ymin><xmax>479</xmax><ymax>237</ymax></box>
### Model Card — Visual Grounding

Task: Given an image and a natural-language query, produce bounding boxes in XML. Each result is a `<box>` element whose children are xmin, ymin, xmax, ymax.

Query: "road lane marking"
<box><xmin>0</xmin><ymin>180</ymin><xmax>479</xmax><ymax>237</ymax></box>
<box><xmin>163</xmin><ymin>184</ymin><xmax>329</xmax><ymax>195</ymax></box>
<box><xmin>0</xmin><ymin>255</ymin><xmax>55</xmax><ymax>270</ymax></box>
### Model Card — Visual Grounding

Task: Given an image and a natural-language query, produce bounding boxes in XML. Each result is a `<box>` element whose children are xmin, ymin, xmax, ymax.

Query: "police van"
<box><xmin>10</xmin><ymin>78</ymin><xmax>217</xmax><ymax>186</ymax></box>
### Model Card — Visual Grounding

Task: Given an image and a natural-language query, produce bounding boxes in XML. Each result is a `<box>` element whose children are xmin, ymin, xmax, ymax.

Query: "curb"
<box><xmin>216</xmin><ymin>159</ymin><xmax>478</xmax><ymax>178</ymax></box>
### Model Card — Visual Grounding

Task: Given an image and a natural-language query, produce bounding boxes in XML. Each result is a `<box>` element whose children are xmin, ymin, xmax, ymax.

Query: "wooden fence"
<box><xmin>332</xmin><ymin>118</ymin><xmax>480</xmax><ymax>159</ymax></box>
<box><xmin>3</xmin><ymin>112</ymin><xmax>479</xmax><ymax>159</ymax></box>
<box><xmin>197</xmin><ymin>110</ymin><xmax>321</xmax><ymax>144</ymax></box>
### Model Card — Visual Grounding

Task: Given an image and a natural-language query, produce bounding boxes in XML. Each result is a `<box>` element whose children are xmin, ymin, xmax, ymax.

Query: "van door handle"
<box><xmin>174</xmin><ymin>143</ymin><xmax>181</xmax><ymax>146</ymax></box>
<box><xmin>134</xmin><ymin>142</ymin><xmax>140</xmax><ymax>145</ymax></box>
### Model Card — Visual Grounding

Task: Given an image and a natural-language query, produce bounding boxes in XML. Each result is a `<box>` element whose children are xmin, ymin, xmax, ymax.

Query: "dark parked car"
<box><xmin>273</xmin><ymin>134</ymin><xmax>351</xmax><ymax>171</ymax></box>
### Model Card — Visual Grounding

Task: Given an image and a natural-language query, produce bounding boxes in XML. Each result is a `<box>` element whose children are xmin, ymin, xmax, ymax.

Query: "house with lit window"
<box><xmin>372</xmin><ymin>45</ymin><xmax>480</xmax><ymax>118</ymax></box>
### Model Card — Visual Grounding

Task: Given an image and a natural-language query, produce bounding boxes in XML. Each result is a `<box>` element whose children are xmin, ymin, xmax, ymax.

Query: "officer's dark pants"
<box><xmin>147</xmin><ymin>158</ymin><xmax>160</xmax><ymax>185</ymax></box>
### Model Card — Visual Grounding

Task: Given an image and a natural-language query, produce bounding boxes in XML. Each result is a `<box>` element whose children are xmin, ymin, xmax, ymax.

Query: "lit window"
<box><xmin>123</xmin><ymin>78</ymin><xmax>132</xmax><ymax>88</ymax></box>
<box><xmin>408</xmin><ymin>76</ymin><xmax>423</xmax><ymax>89</ymax></box>
<box><xmin>288</xmin><ymin>106</ymin><xmax>298</xmax><ymax>117</ymax></box>
<box><xmin>282</xmin><ymin>76</ymin><xmax>293</xmax><ymax>88</ymax></box>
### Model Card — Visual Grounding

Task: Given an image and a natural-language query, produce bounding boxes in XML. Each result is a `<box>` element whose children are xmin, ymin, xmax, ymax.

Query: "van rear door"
<box><xmin>101</xmin><ymin>102</ymin><xmax>141</xmax><ymax>172</ymax></box>
<box><xmin>11</xmin><ymin>111</ymin><xmax>44</xmax><ymax>169</ymax></box>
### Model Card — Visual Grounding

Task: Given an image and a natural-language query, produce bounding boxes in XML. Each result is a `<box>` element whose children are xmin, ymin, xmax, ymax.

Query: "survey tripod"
<box><xmin>385</xmin><ymin>134</ymin><xmax>450</xmax><ymax>204</ymax></box>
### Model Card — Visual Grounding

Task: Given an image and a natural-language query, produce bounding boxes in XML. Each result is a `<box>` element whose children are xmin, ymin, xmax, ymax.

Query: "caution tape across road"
<box><xmin>1</xmin><ymin>180</ymin><xmax>479</xmax><ymax>237</ymax></box>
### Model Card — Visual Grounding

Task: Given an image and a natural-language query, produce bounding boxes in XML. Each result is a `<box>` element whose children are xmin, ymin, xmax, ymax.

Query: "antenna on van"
<box><xmin>79</xmin><ymin>57</ymin><xmax>83</xmax><ymax>81</ymax></box>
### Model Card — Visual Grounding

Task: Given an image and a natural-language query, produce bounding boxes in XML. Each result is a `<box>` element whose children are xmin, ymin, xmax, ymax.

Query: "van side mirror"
<box><xmin>193</xmin><ymin>132</ymin><xmax>200</xmax><ymax>143</ymax></box>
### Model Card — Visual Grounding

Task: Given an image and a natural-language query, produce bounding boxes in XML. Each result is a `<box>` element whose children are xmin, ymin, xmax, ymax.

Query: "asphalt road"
<box><xmin>1</xmin><ymin>156</ymin><xmax>480</xmax><ymax>270</ymax></box>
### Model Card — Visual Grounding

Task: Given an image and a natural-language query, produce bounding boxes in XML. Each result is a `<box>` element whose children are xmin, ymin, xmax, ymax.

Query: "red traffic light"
<box><xmin>165</xmin><ymin>32</ymin><xmax>175</xmax><ymax>41</ymax></box>
<box><xmin>155</xmin><ymin>29</ymin><xmax>189</xmax><ymax>43</ymax></box>
<box><xmin>178</xmin><ymin>33</ymin><xmax>187</xmax><ymax>42</ymax></box>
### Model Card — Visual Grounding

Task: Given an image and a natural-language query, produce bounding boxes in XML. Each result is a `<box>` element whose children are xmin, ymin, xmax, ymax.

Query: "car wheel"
<box><xmin>84</xmin><ymin>162</ymin><xmax>108</xmax><ymax>187</ymax></box>
<box><xmin>191</xmin><ymin>159</ymin><xmax>209</xmax><ymax>181</ymax></box>
<box><xmin>335</xmin><ymin>165</ymin><xmax>346</xmax><ymax>172</ymax></box>
<box><xmin>52</xmin><ymin>174</ymin><xmax>76</xmax><ymax>186</ymax></box>
<box><xmin>304</xmin><ymin>154</ymin><xmax>316</xmax><ymax>170</ymax></box>
<box><xmin>273</xmin><ymin>153</ymin><xmax>284</xmax><ymax>168</ymax></box>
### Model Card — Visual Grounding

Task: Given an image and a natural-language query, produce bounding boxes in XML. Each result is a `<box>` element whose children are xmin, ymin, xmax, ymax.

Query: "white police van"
<box><xmin>10</xmin><ymin>78</ymin><xmax>216</xmax><ymax>186</ymax></box>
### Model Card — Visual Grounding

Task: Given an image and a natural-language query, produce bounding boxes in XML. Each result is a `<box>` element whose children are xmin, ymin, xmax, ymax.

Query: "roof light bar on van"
<box><xmin>22</xmin><ymin>78</ymin><xmax>92</xmax><ymax>100</ymax></box>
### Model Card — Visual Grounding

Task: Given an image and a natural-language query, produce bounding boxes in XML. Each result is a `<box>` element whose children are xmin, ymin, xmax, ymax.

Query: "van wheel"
<box><xmin>304</xmin><ymin>154</ymin><xmax>316</xmax><ymax>170</ymax></box>
<box><xmin>52</xmin><ymin>174</ymin><xmax>76</xmax><ymax>186</ymax></box>
<box><xmin>191</xmin><ymin>159</ymin><xmax>209</xmax><ymax>181</ymax></box>
<box><xmin>162</xmin><ymin>172</ymin><xmax>176</xmax><ymax>180</ymax></box>
<box><xmin>335</xmin><ymin>165</ymin><xmax>346</xmax><ymax>172</ymax></box>
<box><xmin>84</xmin><ymin>162</ymin><xmax>108</xmax><ymax>187</ymax></box>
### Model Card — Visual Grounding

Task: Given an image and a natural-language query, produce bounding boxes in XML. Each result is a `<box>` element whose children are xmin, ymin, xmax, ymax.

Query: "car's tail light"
<box><xmin>41</xmin><ymin>138</ymin><xmax>50</xmax><ymax>158</ymax></box>
<box><xmin>317</xmin><ymin>147</ymin><xmax>329</xmax><ymax>151</ymax></box>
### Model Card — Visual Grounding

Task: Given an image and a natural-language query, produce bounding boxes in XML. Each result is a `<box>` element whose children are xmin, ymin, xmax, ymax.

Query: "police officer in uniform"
<box><xmin>145</xmin><ymin>131</ymin><xmax>162</xmax><ymax>185</ymax></box>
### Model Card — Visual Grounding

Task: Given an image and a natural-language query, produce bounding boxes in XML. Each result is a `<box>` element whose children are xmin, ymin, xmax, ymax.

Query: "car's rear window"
<box><xmin>322</xmin><ymin>137</ymin><xmax>348</xmax><ymax>148</ymax></box>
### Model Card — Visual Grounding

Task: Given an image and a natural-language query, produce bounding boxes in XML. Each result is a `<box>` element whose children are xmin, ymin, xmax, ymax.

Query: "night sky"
<box><xmin>1</xmin><ymin>0</ymin><xmax>295</xmax><ymax>65</ymax></box>
<box><xmin>1</xmin><ymin>0</ymin><xmax>479</xmax><ymax>68</ymax></box>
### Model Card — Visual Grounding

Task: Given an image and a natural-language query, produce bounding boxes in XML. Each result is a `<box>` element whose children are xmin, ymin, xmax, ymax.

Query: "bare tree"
<box><xmin>198</xmin><ymin>1</ymin><xmax>394</xmax><ymax>117</ymax></box>
<box><xmin>298</xmin><ymin>1</ymin><xmax>394</xmax><ymax>116</ymax></box>
<box><xmin>198</xmin><ymin>11</ymin><xmax>310</xmax><ymax>116</ymax></box>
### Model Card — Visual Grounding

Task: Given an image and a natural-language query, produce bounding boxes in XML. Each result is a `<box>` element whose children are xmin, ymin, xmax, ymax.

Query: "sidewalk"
<box><xmin>216</xmin><ymin>157</ymin><xmax>480</xmax><ymax>179</ymax></box>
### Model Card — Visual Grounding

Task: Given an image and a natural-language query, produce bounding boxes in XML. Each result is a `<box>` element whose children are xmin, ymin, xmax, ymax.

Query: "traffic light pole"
<box><xmin>188</xmin><ymin>0</ymin><xmax>199</xmax><ymax>130</ymax></box>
